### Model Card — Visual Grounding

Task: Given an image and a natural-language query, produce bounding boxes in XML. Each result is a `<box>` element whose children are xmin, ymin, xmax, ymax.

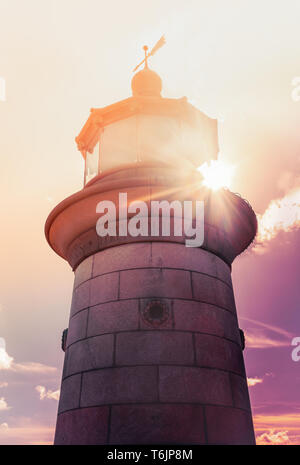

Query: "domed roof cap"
<box><xmin>131</xmin><ymin>66</ymin><xmax>162</xmax><ymax>97</ymax></box>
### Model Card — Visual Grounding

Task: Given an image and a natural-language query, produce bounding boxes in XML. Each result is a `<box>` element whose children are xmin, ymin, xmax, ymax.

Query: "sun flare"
<box><xmin>197</xmin><ymin>159</ymin><xmax>236</xmax><ymax>191</ymax></box>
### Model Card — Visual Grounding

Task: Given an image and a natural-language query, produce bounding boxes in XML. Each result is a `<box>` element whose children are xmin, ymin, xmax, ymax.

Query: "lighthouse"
<box><xmin>45</xmin><ymin>46</ymin><xmax>257</xmax><ymax>445</ymax></box>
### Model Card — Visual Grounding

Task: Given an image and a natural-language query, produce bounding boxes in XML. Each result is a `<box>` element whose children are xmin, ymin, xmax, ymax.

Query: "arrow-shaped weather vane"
<box><xmin>133</xmin><ymin>35</ymin><xmax>166</xmax><ymax>73</ymax></box>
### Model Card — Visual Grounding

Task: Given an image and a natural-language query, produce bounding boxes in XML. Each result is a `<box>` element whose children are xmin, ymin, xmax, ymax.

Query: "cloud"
<box><xmin>247</xmin><ymin>377</ymin><xmax>263</xmax><ymax>387</ymax></box>
<box><xmin>0</xmin><ymin>397</ymin><xmax>11</xmax><ymax>411</ymax></box>
<box><xmin>254</xmin><ymin>187</ymin><xmax>300</xmax><ymax>252</ymax></box>
<box><xmin>240</xmin><ymin>317</ymin><xmax>293</xmax><ymax>349</ymax></box>
<box><xmin>35</xmin><ymin>385</ymin><xmax>60</xmax><ymax>401</ymax></box>
<box><xmin>12</xmin><ymin>363</ymin><xmax>56</xmax><ymax>374</ymax></box>
<box><xmin>242</xmin><ymin>317</ymin><xmax>293</xmax><ymax>338</ymax></box>
<box><xmin>254</xmin><ymin>413</ymin><xmax>300</xmax><ymax>445</ymax></box>
<box><xmin>256</xmin><ymin>429</ymin><xmax>291</xmax><ymax>445</ymax></box>
<box><xmin>0</xmin><ymin>338</ymin><xmax>56</xmax><ymax>374</ymax></box>
<box><xmin>0</xmin><ymin>417</ymin><xmax>54</xmax><ymax>445</ymax></box>
<box><xmin>0</xmin><ymin>382</ymin><xmax>8</xmax><ymax>388</ymax></box>
<box><xmin>0</xmin><ymin>338</ymin><xmax>14</xmax><ymax>369</ymax></box>
<box><xmin>245</xmin><ymin>332</ymin><xmax>290</xmax><ymax>349</ymax></box>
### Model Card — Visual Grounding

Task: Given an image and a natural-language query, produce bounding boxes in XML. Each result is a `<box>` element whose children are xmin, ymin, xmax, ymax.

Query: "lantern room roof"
<box><xmin>75</xmin><ymin>64</ymin><xmax>219</xmax><ymax>160</ymax></box>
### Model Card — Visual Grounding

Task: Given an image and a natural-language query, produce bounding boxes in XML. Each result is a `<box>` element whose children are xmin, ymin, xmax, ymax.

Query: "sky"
<box><xmin>0</xmin><ymin>0</ymin><xmax>300</xmax><ymax>445</ymax></box>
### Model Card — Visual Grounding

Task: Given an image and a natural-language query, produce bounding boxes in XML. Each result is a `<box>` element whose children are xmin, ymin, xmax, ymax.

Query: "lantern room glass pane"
<box><xmin>99</xmin><ymin>115</ymin><xmax>183</xmax><ymax>173</ymax></box>
<box><xmin>85</xmin><ymin>142</ymin><xmax>99</xmax><ymax>184</ymax></box>
<box><xmin>138</xmin><ymin>114</ymin><xmax>181</xmax><ymax>164</ymax></box>
<box><xmin>84</xmin><ymin>112</ymin><xmax>218</xmax><ymax>182</ymax></box>
<box><xmin>100</xmin><ymin>116</ymin><xmax>138</xmax><ymax>173</ymax></box>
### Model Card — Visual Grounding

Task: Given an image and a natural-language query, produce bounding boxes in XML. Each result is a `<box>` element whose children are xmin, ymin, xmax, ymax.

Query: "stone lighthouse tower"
<box><xmin>45</xmin><ymin>50</ymin><xmax>257</xmax><ymax>445</ymax></box>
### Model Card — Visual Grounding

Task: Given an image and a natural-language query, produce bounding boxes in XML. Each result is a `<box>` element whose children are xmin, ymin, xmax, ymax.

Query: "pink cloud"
<box><xmin>254</xmin><ymin>413</ymin><xmax>300</xmax><ymax>445</ymax></box>
<box><xmin>240</xmin><ymin>317</ymin><xmax>294</xmax><ymax>349</ymax></box>
<box><xmin>254</xmin><ymin>187</ymin><xmax>300</xmax><ymax>253</ymax></box>
<box><xmin>0</xmin><ymin>338</ymin><xmax>56</xmax><ymax>374</ymax></box>
<box><xmin>0</xmin><ymin>418</ymin><xmax>54</xmax><ymax>445</ymax></box>
<box><xmin>35</xmin><ymin>385</ymin><xmax>60</xmax><ymax>401</ymax></box>
<box><xmin>247</xmin><ymin>377</ymin><xmax>264</xmax><ymax>387</ymax></box>
<box><xmin>0</xmin><ymin>397</ymin><xmax>11</xmax><ymax>411</ymax></box>
<box><xmin>12</xmin><ymin>362</ymin><xmax>57</xmax><ymax>374</ymax></box>
<box><xmin>257</xmin><ymin>429</ymin><xmax>291</xmax><ymax>445</ymax></box>
<box><xmin>245</xmin><ymin>332</ymin><xmax>290</xmax><ymax>349</ymax></box>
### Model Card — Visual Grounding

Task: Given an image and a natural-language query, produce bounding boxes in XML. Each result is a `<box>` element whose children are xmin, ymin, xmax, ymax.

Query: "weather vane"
<box><xmin>133</xmin><ymin>35</ymin><xmax>166</xmax><ymax>72</ymax></box>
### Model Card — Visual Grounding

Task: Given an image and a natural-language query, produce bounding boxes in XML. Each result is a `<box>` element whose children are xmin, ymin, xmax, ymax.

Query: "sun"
<box><xmin>197</xmin><ymin>159</ymin><xmax>236</xmax><ymax>191</ymax></box>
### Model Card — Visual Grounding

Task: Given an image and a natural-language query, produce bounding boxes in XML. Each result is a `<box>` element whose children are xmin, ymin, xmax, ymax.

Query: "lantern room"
<box><xmin>75</xmin><ymin>64</ymin><xmax>219</xmax><ymax>186</ymax></box>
